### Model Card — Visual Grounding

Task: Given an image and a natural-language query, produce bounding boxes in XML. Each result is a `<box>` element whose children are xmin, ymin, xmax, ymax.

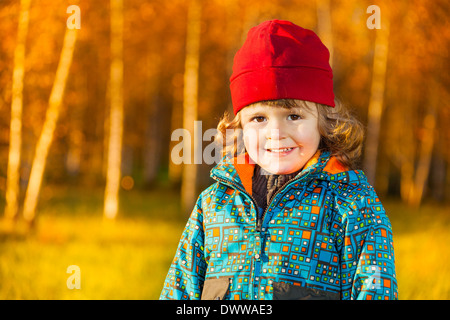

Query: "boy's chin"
<box><xmin>247</xmin><ymin>152</ymin><xmax>308</xmax><ymax>175</ymax></box>
<box><xmin>257</xmin><ymin>162</ymin><xmax>302</xmax><ymax>175</ymax></box>
<box><xmin>247</xmin><ymin>155</ymin><xmax>301</xmax><ymax>175</ymax></box>
<box><xmin>262</xmin><ymin>167</ymin><xmax>298</xmax><ymax>175</ymax></box>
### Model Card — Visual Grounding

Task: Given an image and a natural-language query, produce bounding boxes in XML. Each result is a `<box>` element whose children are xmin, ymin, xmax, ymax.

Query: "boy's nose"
<box><xmin>265</xmin><ymin>121</ymin><xmax>286</xmax><ymax>140</ymax></box>
<box><xmin>266</xmin><ymin>129</ymin><xmax>281</xmax><ymax>140</ymax></box>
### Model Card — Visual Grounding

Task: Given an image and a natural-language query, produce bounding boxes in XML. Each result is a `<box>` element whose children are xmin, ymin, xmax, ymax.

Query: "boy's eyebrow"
<box><xmin>274</xmin><ymin>106</ymin><xmax>308</xmax><ymax>115</ymax></box>
<box><xmin>288</xmin><ymin>105</ymin><xmax>315</xmax><ymax>116</ymax></box>
<box><xmin>240</xmin><ymin>113</ymin><xmax>264</xmax><ymax>123</ymax></box>
<box><xmin>241</xmin><ymin>106</ymin><xmax>267</xmax><ymax>116</ymax></box>
<box><xmin>243</xmin><ymin>102</ymin><xmax>317</xmax><ymax>117</ymax></box>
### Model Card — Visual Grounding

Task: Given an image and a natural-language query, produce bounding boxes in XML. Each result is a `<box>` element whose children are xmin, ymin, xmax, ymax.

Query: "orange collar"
<box><xmin>231</xmin><ymin>151</ymin><xmax>348</xmax><ymax>195</ymax></box>
<box><xmin>304</xmin><ymin>150</ymin><xmax>348</xmax><ymax>175</ymax></box>
<box><xmin>232</xmin><ymin>153</ymin><xmax>255</xmax><ymax>195</ymax></box>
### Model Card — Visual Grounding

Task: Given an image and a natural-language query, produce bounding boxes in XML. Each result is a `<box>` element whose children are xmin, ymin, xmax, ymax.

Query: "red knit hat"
<box><xmin>230</xmin><ymin>20</ymin><xmax>335</xmax><ymax>114</ymax></box>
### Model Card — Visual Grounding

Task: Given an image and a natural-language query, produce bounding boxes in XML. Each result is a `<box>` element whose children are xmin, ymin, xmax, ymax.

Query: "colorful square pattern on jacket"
<box><xmin>160</xmin><ymin>152</ymin><xmax>397</xmax><ymax>300</ymax></box>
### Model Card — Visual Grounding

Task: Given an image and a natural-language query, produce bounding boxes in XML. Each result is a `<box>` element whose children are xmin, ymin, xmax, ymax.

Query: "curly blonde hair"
<box><xmin>215</xmin><ymin>99</ymin><xmax>365</xmax><ymax>170</ymax></box>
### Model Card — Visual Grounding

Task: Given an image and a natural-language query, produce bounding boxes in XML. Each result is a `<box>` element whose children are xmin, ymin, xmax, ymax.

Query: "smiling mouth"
<box><xmin>265</xmin><ymin>147</ymin><xmax>295</xmax><ymax>153</ymax></box>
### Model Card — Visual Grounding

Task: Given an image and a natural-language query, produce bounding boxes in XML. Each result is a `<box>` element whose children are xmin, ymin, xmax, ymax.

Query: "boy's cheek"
<box><xmin>243</xmin><ymin>129</ymin><xmax>262</xmax><ymax>151</ymax></box>
<box><xmin>242</xmin><ymin>136</ymin><xmax>267</xmax><ymax>167</ymax></box>
<box><xmin>243</xmin><ymin>140</ymin><xmax>261</xmax><ymax>163</ymax></box>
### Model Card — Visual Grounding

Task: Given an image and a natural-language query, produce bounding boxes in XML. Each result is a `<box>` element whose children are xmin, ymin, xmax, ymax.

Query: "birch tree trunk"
<box><xmin>104</xmin><ymin>0</ymin><xmax>124</xmax><ymax>220</ymax></box>
<box><xmin>407</xmin><ymin>80</ymin><xmax>438</xmax><ymax>207</ymax></box>
<box><xmin>181</xmin><ymin>0</ymin><xmax>201</xmax><ymax>215</ymax></box>
<box><xmin>22</xmin><ymin>28</ymin><xmax>78</xmax><ymax>224</ymax></box>
<box><xmin>363</xmin><ymin>13</ymin><xmax>390</xmax><ymax>185</ymax></box>
<box><xmin>4</xmin><ymin>0</ymin><xmax>31</xmax><ymax>224</ymax></box>
<box><xmin>408</xmin><ymin>109</ymin><xmax>435</xmax><ymax>206</ymax></box>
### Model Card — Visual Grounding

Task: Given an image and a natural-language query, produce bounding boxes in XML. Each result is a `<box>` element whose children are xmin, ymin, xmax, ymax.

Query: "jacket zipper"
<box><xmin>256</xmin><ymin>170</ymin><xmax>312</xmax><ymax>232</ymax></box>
<box><xmin>212</xmin><ymin>169</ymin><xmax>313</xmax><ymax>300</ymax></box>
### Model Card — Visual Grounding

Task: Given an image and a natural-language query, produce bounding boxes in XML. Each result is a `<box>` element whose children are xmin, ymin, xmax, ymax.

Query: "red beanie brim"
<box><xmin>230</xmin><ymin>65</ymin><xmax>335</xmax><ymax>114</ymax></box>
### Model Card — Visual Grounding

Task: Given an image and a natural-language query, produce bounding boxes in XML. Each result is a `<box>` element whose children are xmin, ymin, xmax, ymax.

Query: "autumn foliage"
<box><xmin>0</xmin><ymin>0</ymin><xmax>449</xmax><ymax>219</ymax></box>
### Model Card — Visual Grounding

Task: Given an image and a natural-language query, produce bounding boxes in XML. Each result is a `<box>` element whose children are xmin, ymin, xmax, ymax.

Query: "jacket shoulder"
<box><xmin>322</xmin><ymin>170</ymin><xmax>391</xmax><ymax>229</ymax></box>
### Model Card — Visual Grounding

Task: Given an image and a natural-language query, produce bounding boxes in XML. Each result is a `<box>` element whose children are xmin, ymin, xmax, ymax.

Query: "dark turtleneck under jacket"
<box><xmin>251</xmin><ymin>165</ymin><xmax>301</xmax><ymax>217</ymax></box>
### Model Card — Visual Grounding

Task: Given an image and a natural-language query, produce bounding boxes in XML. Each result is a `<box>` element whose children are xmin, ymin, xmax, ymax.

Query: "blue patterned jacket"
<box><xmin>160</xmin><ymin>151</ymin><xmax>398</xmax><ymax>300</ymax></box>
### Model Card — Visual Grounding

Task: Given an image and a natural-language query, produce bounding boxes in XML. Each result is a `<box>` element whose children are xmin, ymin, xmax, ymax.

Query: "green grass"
<box><xmin>385</xmin><ymin>200</ymin><xmax>450</xmax><ymax>300</ymax></box>
<box><xmin>0</xmin><ymin>187</ymin><xmax>449</xmax><ymax>299</ymax></box>
<box><xmin>0</xmin><ymin>186</ymin><xmax>186</xmax><ymax>300</ymax></box>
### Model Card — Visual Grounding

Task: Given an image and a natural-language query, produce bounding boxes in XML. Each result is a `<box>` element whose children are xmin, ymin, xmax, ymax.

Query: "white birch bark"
<box><xmin>23</xmin><ymin>28</ymin><xmax>78</xmax><ymax>223</ymax></box>
<box><xmin>104</xmin><ymin>0</ymin><xmax>124</xmax><ymax>219</ymax></box>
<box><xmin>181</xmin><ymin>0</ymin><xmax>202</xmax><ymax>215</ymax></box>
<box><xmin>4</xmin><ymin>0</ymin><xmax>31</xmax><ymax>223</ymax></box>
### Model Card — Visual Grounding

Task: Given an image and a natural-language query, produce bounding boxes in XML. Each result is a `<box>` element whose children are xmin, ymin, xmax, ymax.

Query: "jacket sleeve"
<box><xmin>159</xmin><ymin>194</ymin><xmax>207</xmax><ymax>300</ymax></box>
<box><xmin>335</xmin><ymin>190</ymin><xmax>398</xmax><ymax>300</ymax></box>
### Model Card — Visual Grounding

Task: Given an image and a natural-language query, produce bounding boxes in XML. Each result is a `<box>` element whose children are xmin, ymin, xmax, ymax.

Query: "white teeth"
<box><xmin>268</xmin><ymin>148</ymin><xmax>293</xmax><ymax>153</ymax></box>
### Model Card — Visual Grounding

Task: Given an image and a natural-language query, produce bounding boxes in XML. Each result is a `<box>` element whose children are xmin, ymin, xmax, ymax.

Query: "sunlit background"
<box><xmin>0</xmin><ymin>0</ymin><xmax>449</xmax><ymax>299</ymax></box>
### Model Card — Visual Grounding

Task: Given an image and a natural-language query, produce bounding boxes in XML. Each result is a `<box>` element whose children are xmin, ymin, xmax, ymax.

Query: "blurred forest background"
<box><xmin>0</xmin><ymin>0</ymin><xmax>449</xmax><ymax>300</ymax></box>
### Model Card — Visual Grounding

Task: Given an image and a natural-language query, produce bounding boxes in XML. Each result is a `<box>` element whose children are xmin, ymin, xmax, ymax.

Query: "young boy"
<box><xmin>160</xmin><ymin>19</ymin><xmax>397</xmax><ymax>300</ymax></box>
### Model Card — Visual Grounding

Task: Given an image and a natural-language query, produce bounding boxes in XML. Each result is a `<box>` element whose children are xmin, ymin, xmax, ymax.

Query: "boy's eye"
<box><xmin>251</xmin><ymin>116</ymin><xmax>266</xmax><ymax>123</ymax></box>
<box><xmin>287</xmin><ymin>114</ymin><xmax>302</xmax><ymax>120</ymax></box>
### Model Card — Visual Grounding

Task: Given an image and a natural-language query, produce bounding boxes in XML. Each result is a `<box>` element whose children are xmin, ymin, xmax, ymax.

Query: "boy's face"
<box><xmin>240</xmin><ymin>100</ymin><xmax>320</xmax><ymax>175</ymax></box>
